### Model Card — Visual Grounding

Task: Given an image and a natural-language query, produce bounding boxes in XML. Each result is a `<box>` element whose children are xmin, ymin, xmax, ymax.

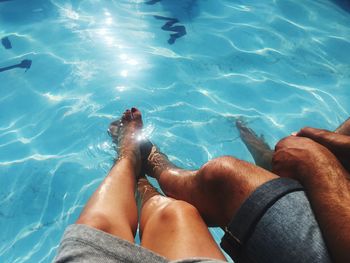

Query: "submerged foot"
<box><xmin>109</xmin><ymin>107</ymin><xmax>144</xmax><ymax>173</ymax></box>
<box><xmin>141</xmin><ymin>142</ymin><xmax>182</xmax><ymax>179</ymax></box>
<box><xmin>137</xmin><ymin>134</ymin><xmax>191</xmax><ymax>181</ymax></box>
<box><xmin>236</xmin><ymin>119</ymin><xmax>273</xmax><ymax>171</ymax></box>
<box><xmin>335</xmin><ymin>117</ymin><xmax>350</xmax><ymax>136</ymax></box>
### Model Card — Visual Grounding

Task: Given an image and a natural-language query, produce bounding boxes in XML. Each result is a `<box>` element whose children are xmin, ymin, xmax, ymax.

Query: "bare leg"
<box><xmin>236</xmin><ymin>119</ymin><xmax>273</xmax><ymax>171</ymax></box>
<box><xmin>137</xmin><ymin>177</ymin><xmax>226</xmax><ymax>261</ymax></box>
<box><xmin>335</xmin><ymin>117</ymin><xmax>350</xmax><ymax>135</ymax></box>
<box><xmin>144</xmin><ymin>146</ymin><xmax>277</xmax><ymax>227</ymax></box>
<box><xmin>76</xmin><ymin>108</ymin><xmax>143</xmax><ymax>242</ymax></box>
<box><xmin>273</xmin><ymin>136</ymin><xmax>350</xmax><ymax>263</ymax></box>
<box><xmin>236</xmin><ymin>117</ymin><xmax>350</xmax><ymax>171</ymax></box>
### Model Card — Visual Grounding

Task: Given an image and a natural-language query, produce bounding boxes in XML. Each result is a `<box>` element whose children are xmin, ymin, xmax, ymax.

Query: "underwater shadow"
<box><xmin>0</xmin><ymin>0</ymin><xmax>57</xmax><ymax>25</ymax></box>
<box><xmin>0</xmin><ymin>60</ymin><xmax>32</xmax><ymax>73</ymax></box>
<box><xmin>1</xmin><ymin>36</ymin><xmax>12</xmax><ymax>49</ymax></box>
<box><xmin>145</xmin><ymin>0</ymin><xmax>200</xmax><ymax>44</ymax></box>
<box><xmin>154</xmin><ymin>16</ymin><xmax>187</xmax><ymax>44</ymax></box>
<box><xmin>331</xmin><ymin>0</ymin><xmax>350</xmax><ymax>12</ymax></box>
<box><xmin>146</xmin><ymin>0</ymin><xmax>200</xmax><ymax>22</ymax></box>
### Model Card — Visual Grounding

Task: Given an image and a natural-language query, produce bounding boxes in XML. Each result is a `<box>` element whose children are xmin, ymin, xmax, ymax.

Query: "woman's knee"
<box><xmin>148</xmin><ymin>200</ymin><xmax>200</xmax><ymax>227</ymax></box>
<box><xmin>77</xmin><ymin>211</ymin><xmax>136</xmax><ymax>242</ymax></box>
<box><xmin>76</xmin><ymin>211</ymin><xmax>113</xmax><ymax>233</ymax></box>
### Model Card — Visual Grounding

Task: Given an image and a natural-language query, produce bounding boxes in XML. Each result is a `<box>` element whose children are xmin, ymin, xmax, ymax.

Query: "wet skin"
<box><xmin>142</xmin><ymin>114</ymin><xmax>350</xmax><ymax>262</ymax></box>
<box><xmin>236</xmin><ymin>118</ymin><xmax>350</xmax><ymax>173</ymax></box>
<box><xmin>77</xmin><ymin>108</ymin><xmax>226</xmax><ymax>260</ymax></box>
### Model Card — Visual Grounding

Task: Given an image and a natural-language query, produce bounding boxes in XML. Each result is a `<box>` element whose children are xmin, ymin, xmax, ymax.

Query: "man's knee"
<box><xmin>199</xmin><ymin>156</ymin><xmax>244</xmax><ymax>186</ymax></box>
<box><xmin>199</xmin><ymin>155</ymin><xmax>276</xmax><ymax>189</ymax></box>
<box><xmin>197</xmin><ymin>155</ymin><xmax>277</xmax><ymax>217</ymax></box>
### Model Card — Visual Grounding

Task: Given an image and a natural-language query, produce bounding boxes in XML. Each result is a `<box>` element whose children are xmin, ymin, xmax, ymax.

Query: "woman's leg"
<box><xmin>76</xmin><ymin>108</ymin><xmax>143</xmax><ymax>243</ymax></box>
<box><xmin>137</xmin><ymin>177</ymin><xmax>226</xmax><ymax>261</ymax></box>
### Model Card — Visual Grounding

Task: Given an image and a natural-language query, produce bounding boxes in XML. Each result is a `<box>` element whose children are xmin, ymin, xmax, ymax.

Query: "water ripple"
<box><xmin>0</xmin><ymin>153</ymin><xmax>77</xmax><ymax>166</ymax></box>
<box><xmin>1</xmin><ymin>0</ymin><xmax>350</xmax><ymax>262</ymax></box>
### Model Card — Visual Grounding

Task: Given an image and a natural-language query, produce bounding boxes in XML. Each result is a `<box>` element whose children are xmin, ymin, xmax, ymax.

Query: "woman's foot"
<box><xmin>109</xmin><ymin>107</ymin><xmax>144</xmax><ymax>174</ymax></box>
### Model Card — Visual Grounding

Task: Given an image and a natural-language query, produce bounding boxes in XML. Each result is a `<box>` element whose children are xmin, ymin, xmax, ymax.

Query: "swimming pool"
<box><xmin>0</xmin><ymin>0</ymin><xmax>349</xmax><ymax>262</ymax></box>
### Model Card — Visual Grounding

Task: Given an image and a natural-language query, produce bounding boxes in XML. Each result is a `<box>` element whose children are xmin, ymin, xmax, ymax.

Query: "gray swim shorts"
<box><xmin>53</xmin><ymin>224</ymin><xmax>225</xmax><ymax>263</ymax></box>
<box><xmin>221</xmin><ymin>178</ymin><xmax>332</xmax><ymax>263</ymax></box>
<box><xmin>54</xmin><ymin>178</ymin><xmax>332</xmax><ymax>263</ymax></box>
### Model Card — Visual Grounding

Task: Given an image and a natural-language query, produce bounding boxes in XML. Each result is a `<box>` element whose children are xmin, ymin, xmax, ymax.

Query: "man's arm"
<box><xmin>273</xmin><ymin>135</ymin><xmax>350</xmax><ymax>263</ymax></box>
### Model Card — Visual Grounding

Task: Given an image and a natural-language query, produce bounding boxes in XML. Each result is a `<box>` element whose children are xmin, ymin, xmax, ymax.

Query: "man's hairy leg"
<box><xmin>236</xmin><ymin>117</ymin><xmax>350</xmax><ymax>171</ymax></box>
<box><xmin>144</xmin><ymin>146</ymin><xmax>277</xmax><ymax>227</ymax></box>
<box><xmin>236</xmin><ymin>119</ymin><xmax>274</xmax><ymax>171</ymax></box>
<box><xmin>273</xmin><ymin>136</ymin><xmax>350</xmax><ymax>263</ymax></box>
<box><xmin>335</xmin><ymin>117</ymin><xmax>350</xmax><ymax>136</ymax></box>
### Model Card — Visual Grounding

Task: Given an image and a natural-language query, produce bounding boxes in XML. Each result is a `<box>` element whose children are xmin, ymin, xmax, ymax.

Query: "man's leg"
<box><xmin>137</xmin><ymin>177</ymin><xmax>226</xmax><ymax>261</ymax></box>
<box><xmin>142</xmin><ymin>143</ymin><xmax>331</xmax><ymax>263</ymax></box>
<box><xmin>76</xmin><ymin>108</ymin><xmax>143</xmax><ymax>242</ymax></box>
<box><xmin>273</xmin><ymin>135</ymin><xmax>350</xmax><ymax>263</ymax></box>
<box><xmin>235</xmin><ymin>117</ymin><xmax>350</xmax><ymax>171</ymax></box>
<box><xmin>335</xmin><ymin>117</ymin><xmax>350</xmax><ymax>135</ymax></box>
<box><xmin>144</xmin><ymin>146</ymin><xmax>277</xmax><ymax>227</ymax></box>
<box><xmin>235</xmin><ymin>119</ymin><xmax>273</xmax><ymax>171</ymax></box>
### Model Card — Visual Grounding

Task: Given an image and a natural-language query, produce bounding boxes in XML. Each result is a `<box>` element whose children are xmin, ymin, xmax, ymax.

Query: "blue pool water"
<box><xmin>0</xmin><ymin>0</ymin><xmax>350</xmax><ymax>262</ymax></box>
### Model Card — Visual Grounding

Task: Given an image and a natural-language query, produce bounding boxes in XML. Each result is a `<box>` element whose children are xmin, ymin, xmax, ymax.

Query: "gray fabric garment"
<box><xmin>222</xmin><ymin>178</ymin><xmax>331</xmax><ymax>263</ymax></box>
<box><xmin>54</xmin><ymin>180</ymin><xmax>332</xmax><ymax>263</ymax></box>
<box><xmin>242</xmin><ymin>191</ymin><xmax>331</xmax><ymax>263</ymax></box>
<box><xmin>53</xmin><ymin>224</ymin><xmax>226</xmax><ymax>263</ymax></box>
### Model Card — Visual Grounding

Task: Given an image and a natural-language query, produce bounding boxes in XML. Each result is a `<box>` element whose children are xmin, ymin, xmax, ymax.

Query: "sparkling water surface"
<box><xmin>0</xmin><ymin>0</ymin><xmax>350</xmax><ymax>262</ymax></box>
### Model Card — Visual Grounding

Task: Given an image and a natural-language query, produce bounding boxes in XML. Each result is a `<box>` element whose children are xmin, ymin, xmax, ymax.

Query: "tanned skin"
<box><xmin>273</xmin><ymin>131</ymin><xmax>350</xmax><ymax>263</ymax></box>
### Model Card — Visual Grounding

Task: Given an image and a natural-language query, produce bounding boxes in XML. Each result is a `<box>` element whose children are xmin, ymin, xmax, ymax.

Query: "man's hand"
<box><xmin>273</xmin><ymin>135</ymin><xmax>347</xmax><ymax>186</ymax></box>
<box><xmin>297</xmin><ymin>127</ymin><xmax>350</xmax><ymax>173</ymax></box>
